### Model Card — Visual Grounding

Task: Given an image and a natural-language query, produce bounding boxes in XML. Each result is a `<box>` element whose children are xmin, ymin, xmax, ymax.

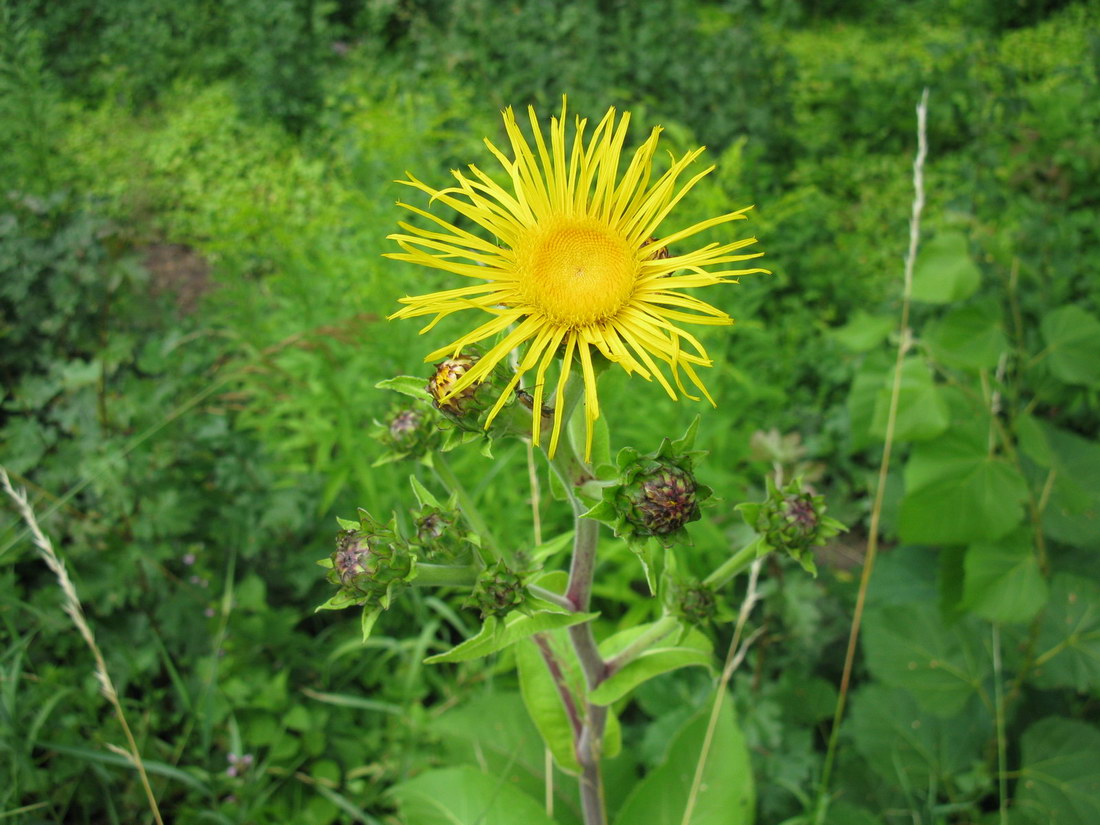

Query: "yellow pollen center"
<box><xmin>516</xmin><ymin>220</ymin><xmax>637</xmax><ymax>325</ymax></box>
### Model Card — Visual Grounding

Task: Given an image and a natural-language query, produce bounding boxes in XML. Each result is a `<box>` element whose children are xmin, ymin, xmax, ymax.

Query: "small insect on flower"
<box><xmin>388</xmin><ymin>98</ymin><xmax>766</xmax><ymax>459</ymax></box>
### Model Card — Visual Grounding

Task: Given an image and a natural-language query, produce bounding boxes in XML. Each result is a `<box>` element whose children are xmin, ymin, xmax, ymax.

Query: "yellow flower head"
<box><xmin>387</xmin><ymin>99</ymin><xmax>766</xmax><ymax>459</ymax></box>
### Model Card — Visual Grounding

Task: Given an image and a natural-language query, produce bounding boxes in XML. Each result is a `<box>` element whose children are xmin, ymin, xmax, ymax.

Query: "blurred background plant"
<box><xmin>1</xmin><ymin>0</ymin><xmax>1098</xmax><ymax>822</ymax></box>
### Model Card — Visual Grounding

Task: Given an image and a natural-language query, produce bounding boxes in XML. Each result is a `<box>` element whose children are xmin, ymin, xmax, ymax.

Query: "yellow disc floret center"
<box><xmin>516</xmin><ymin>219</ymin><xmax>637</xmax><ymax>326</ymax></box>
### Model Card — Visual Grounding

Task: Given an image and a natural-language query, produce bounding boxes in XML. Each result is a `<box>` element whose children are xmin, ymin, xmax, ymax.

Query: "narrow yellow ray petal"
<box><xmin>548</xmin><ymin>335</ymin><xmax>577</xmax><ymax>457</ymax></box>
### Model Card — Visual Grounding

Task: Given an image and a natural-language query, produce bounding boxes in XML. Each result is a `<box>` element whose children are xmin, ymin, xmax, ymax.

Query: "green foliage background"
<box><xmin>1</xmin><ymin>0</ymin><xmax>1099</xmax><ymax>822</ymax></box>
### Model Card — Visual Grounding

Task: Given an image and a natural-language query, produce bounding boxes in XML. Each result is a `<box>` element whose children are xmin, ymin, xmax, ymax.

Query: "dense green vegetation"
<box><xmin>2</xmin><ymin>0</ymin><xmax>1099</xmax><ymax>823</ymax></box>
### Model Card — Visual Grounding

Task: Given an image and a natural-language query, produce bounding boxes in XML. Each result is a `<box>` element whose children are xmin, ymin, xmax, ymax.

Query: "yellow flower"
<box><xmin>387</xmin><ymin>99</ymin><xmax>766</xmax><ymax>459</ymax></box>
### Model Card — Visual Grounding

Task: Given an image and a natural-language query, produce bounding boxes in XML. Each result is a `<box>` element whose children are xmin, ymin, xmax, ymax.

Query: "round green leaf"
<box><xmin>1032</xmin><ymin>574</ymin><xmax>1100</xmax><ymax>693</ymax></box>
<box><xmin>612</xmin><ymin>699</ymin><xmax>754</xmax><ymax>825</ymax></box>
<box><xmin>391</xmin><ymin>765</ymin><xmax>558</xmax><ymax>825</ymax></box>
<box><xmin>900</xmin><ymin>429</ymin><xmax>1028</xmax><ymax>545</ymax></box>
<box><xmin>870</xmin><ymin>357</ymin><xmax>950</xmax><ymax>443</ymax></box>
<box><xmin>861</xmin><ymin>603</ymin><xmax>991</xmax><ymax>717</ymax></box>
<box><xmin>962</xmin><ymin>530</ymin><xmax>1049</xmax><ymax>624</ymax></box>
<box><xmin>1013</xmin><ymin>717</ymin><xmax>1100</xmax><ymax>825</ymax></box>
<box><xmin>1040</xmin><ymin>305</ymin><xmax>1100</xmax><ymax>387</ymax></box>
<box><xmin>911</xmin><ymin>231</ymin><xmax>981</xmax><ymax>304</ymax></box>
<box><xmin>925</xmin><ymin>301</ymin><xmax>1008</xmax><ymax>371</ymax></box>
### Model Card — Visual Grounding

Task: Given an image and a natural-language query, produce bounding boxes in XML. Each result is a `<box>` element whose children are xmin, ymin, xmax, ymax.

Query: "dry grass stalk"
<box><xmin>1</xmin><ymin>467</ymin><xmax>165</xmax><ymax>825</ymax></box>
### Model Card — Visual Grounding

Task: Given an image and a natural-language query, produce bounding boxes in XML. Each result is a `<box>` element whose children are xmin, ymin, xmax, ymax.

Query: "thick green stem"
<box><xmin>412</xmin><ymin>563</ymin><xmax>478</xmax><ymax>588</ymax></box>
<box><xmin>430</xmin><ymin>453</ymin><xmax>499</xmax><ymax>563</ymax></box>
<box><xmin>704</xmin><ymin>538</ymin><xmax>764</xmax><ymax>589</ymax></box>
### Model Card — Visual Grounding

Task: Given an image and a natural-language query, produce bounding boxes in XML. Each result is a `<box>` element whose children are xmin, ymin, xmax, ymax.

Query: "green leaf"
<box><xmin>1034</xmin><ymin>423</ymin><xmax>1100</xmax><ymax>548</ymax></box>
<box><xmin>832</xmin><ymin>311</ymin><xmax>895</xmax><ymax>352</ymax></box>
<box><xmin>1040</xmin><ymin>305</ymin><xmax>1100</xmax><ymax>387</ymax></box>
<box><xmin>962</xmin><ymin>530</ymin><xmax>1048</xmax><ymax>624</ymax></box>
<box><xmin>425</xmin><ymin>610</ymin><xmax>599</xmax><ymax>664</ymax></box>
<box><xmin>925</xmin><ymin>300</ymin><xmax>1008</xmax><ymax>371</ymax></box>
<box><xmin>391</xmin><ymin>765</ymin><xmax>558</xmax><ymax>825</ymax></box>
<box><xmin>1013</xmin><ymin>717</ymin><xmax>1100</xmax><ymax>825</ymax></box>
<box><xmin>361</xmin><ymin>607</ymin><xmax>382</xmax><ymax>642</ymax></box>
<box><xmin>1032</xmin><ymin>574</ymin><xmax>1100</xmax><ymax>693</ymax></box>
<box><xmin>515</xmin><ymin>636</ymin><xmax>583</xmax><ymax>774</ymax></box>
<box><xmin>861</xmin><ymin>602</ymin><xmax>991</xmax><ymax>717</ymax></box>
<box><xmin>514</xmin><ymin>634</ymin><xmax>621</xmax><ymax>775</ymax></box>
<box><xmin>870</xmin><ymin>357</ymin><xmax>950</xmax><ymax>443</ymax></box>
<box><xmin>612</xmin><ymin>699</ymin><xmax>754</xmax><ymax>825</ymax></box>
<box><xmin>408</xmin><ymin>474</ymin><xmax>442</xmax><ymax>509</ymax></box>
<box><xmin>375</xmin><ymin>375</ymin><xmax>432</xmax><ymax>401</ymax></box>
<box><xmin>911</xmin><ymin>231</ymin><xmax>981</xmax><ymax>304</ymax></box>
<box><xmin>849</xmin><ymin>685</ymin><xmax>992</xmax><ymax>793</ymax></box>
<box><xmin>434</xmin><ymin>692</ymin><xmax>582</xmax><ymax>823</ymax></box>
<box><xmin>900</xmin><ymin>428</ymin><xmax>1028</xmax><ymax>544</ymax></box>
<box><xmin>591</xmin><ymin>647</ymin><xmax>713</xmax><ymax>706</ymax></box>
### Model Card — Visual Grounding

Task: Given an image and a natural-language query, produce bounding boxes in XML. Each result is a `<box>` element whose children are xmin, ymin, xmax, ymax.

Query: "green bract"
<box><xmin>585</xmin><ymin>418</ymin><xmax>712</xmax><ymax>551</ymax></box>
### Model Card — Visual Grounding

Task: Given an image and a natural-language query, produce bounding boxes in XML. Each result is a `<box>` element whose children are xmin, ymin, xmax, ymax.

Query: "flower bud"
<box><xmin>464</xmin><ymin>561</ymin><xmax>526</xmax><ymax>619</ymax></box>
<box><xmin>626</xmin><ymin>462</ymin><xmax>700</xmax><ymax>537</ymax></box>
<box><xmin>326</xmin><ymin>510</ymin><xmax>417</xmax><ymax>609</ymax></box>
<box><xmin>737</xmin><ymin>478</ymin><xmax>846</xmax><ymax>575</ymax></box>
<box><xmin>671</xmin><ymin>577</ymin><xmax>718</xmax><ymax>626</ymax></box>
<box><xmin>584</xmin><ymin>419</ymin><xmax>712</xmax><ymax>550</ymax></box>
<box><xmin>428</xmin><ymin>355</ymin><xmax>481</xmax><ymax>416</ymax></box>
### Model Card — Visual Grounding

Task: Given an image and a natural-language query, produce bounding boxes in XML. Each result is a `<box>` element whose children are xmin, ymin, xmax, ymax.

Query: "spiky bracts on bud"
<box><xmin>669</xmin><ymin>577</ymin><xmax>719</xmax><ymax>626</ymax></box>
<box><xmin>370</xmin><ymin>405</ymin><xmax>442</xmax><ymax>465</ymax></box>
<box><xmin>464</xmin><ymin>561</ymin><xmax>527</xmax><ymax>619</ymax></box>
<box><xmin>319</xmin><ymin>509</ymin><xmax>418</xmax><ymax>610</ymax></box>
<box><xmin>585</xmin><ymin>418</ymin><xmax>712</xmax><ymax>550</ymax></box>
<box><xmin>736</xmin><ymin>477</ymin><xmax>846</xmax><ymax>575</ymax></box>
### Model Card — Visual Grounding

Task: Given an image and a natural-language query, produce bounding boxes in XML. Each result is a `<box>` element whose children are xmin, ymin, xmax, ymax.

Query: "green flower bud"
<box><xmin>326</xmin><ymin>510</ymin><xmax>417</xmax><ymax>609</ymax></box>
<box><xmin>737</xmin><ymin>478</ymin><xmax>846</xmax><ymax>575</ymax></box>
<box><xmin>585</xmin><ymin>419</ymin><xmax>712</xmax><ymax>551</ymax></box>
<box><xmin>670</xmin><ymin>577</ymin><xmax>718</xmax><ymax>626</ymax></box>
<box><xmin>370</xmin><ymin>404</ymin><xmax>441</xmax><ymax>464</ymax></box>
<box><xmin>464</xmin><ymin>561</ymin><xmax>526</xmax><ymax>619</ymax></box>
<box><xmin>626</xmin><ymin>461</ymin><xmax>700</xmax><ymax>537</ymax></box>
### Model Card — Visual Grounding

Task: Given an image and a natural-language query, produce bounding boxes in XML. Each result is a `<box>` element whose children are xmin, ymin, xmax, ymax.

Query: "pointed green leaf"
<box><xmin>391</xmin><ymin>765</ymin><xmax>558</xmax><ymax>825</ymax></box>
<box><xmin>591</xmin><ymin>647</ymin><xmax>713</xmax><ymax>706</ymax></box>
<box><xmin>376</xmin><ymin>375</ymin><xmax>432</xmax><ymax>401</ymax></box>
<box><xmin>911</xmin><ymin>231</ymin><xmax>980</xmax><ymax>304</ymax></box>
<box><xmin>425</xmin><ymin>610</ymin><xmax>599</xmax><ymax>664</ymax></box>
<box><xmin>611</xmin><ymin>699</ymin><xmax>754</xmax><ymax>825</ymax></box>
<box><xmin>515</xmin><ymin>635</ymin><xmax>583</xmax><ymax>774</ymax></box>
<box><xmin>361</xmin><ymin>607</ymin><xmax>382</xmax><ymax>642</ymax></box>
